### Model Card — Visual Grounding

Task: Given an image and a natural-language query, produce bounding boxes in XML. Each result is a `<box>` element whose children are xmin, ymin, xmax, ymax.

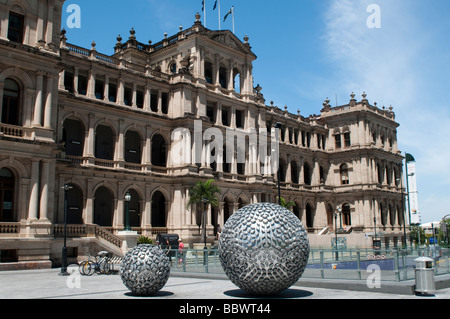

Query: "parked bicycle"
<box><xmin>79</xmin><ymin>251</ymin><xmax>113</xmax><ymax>276</ymax></box>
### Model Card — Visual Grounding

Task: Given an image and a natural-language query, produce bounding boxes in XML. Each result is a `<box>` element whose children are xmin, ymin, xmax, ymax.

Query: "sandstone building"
<box><xmin>0</xmin><ymin>1</ymin><xmax>406</xmax><ymax>268</ymax></box>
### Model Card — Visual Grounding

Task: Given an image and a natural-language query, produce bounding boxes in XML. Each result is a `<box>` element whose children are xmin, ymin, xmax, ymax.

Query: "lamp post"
<box><xmin>405</xmin><ymin>153</ymin><xmax>416</xmax><ymax>246</ymax></box>
<box><xmin>396</xmin><ymin>162</ymin><xmax>407</xmax><ymax>248</ymax></box>
<box><xmin>337</xmin><ymin>205</ymin><xmax>343</xmax><ymax>232</ymax></box>
<box><xmin>59</xmin><ymin>184</ymin><xmax>72</xmax><ymax>276</ymax></box>
<box><xmin>273</xmin><ymin>122</ymin><xmax>283</xmax><ymax>205</ymax></box>
<box><xmin>334</xmin><ymin>210</ymin><xmax>339</xmax><ymax>261</ymax></box>
<box><xmin>124</xmin><ymin>191</ymin><xmax>131</xmax><ymax>231</ymax></box>
<box><xmin>202</xmin><ymin>198</ymin><xmax>208</xmax><ymax>266</ymax></box>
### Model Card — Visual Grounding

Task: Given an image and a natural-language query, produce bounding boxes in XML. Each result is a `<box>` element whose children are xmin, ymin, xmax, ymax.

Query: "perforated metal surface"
<box><xmin>219</xmin><ymin>203</ymin><xmax>310</xmax><ymax>295</ymax></box>
<box><xmin>119</xmin><ymin>244</ymin><xmax>170</xmax><ymax>296</ymax></box>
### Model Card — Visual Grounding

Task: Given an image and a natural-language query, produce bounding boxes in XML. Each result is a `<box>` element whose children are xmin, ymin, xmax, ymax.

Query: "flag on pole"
<box><xmin>223</xmin><ymin>6</ymin><xmax>235</xmax><ymax>33</ymax></box>
<box><xmin>202</xmin><ymin>0</ymin><xmax>205</xmax><ymax>11</ymax></box>
<box><xmin>224</xmin><ymin>7</ymin><xmax>233</xmax><ymax>22</ymax></box>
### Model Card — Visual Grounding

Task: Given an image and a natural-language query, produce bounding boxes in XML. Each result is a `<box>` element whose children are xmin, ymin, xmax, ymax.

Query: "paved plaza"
<box><xmin>0</xmin><ymin>267</ymin><xmax>449</xmax><ymax>300</ymax></box>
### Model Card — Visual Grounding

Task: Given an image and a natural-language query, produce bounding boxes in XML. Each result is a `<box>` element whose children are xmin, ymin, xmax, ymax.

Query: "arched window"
<box><xmin>279</xmin><ymin>159</ymin><xmax>286</xmax><ymax>182</ymax></box>
<box><xmin>2</xmin><ymin>78</ymin><xmax>20</xmax><ymax>125</ymax></box>
<box><xmin>124</xmin><ymin>130</ymin><xmax>141</xmax><ymax>164</ymax></box>
<box><xmin>204</xmin><ymin>61</ymin><xmax>213</xmax><ymax>84</ymax></box>
<box><xmin>151</xmin><ymin>134</ymin><xmax>167</xmax><ymax>167</ymax></box>
<box><xmin>0</xmin><ymin>168</ymin><xmax>15</xmax><ymax>222</ymax></box>
<box><xmin>303</xmin><ymin>163</ymin><xmax>312</xmax><ymax>185</ymax></box>
<box><xmin>8</xmin><ymin>12</ymin><xmax>24</xmax><ymax>43</ymax></box>
<box><xmin>151</xmin><ymin>191</ymin><xmax>166</xmax><ymax>227</ymax></box>
<box><xmin>62</xmin><ymin>119</ymin><xmax>85</xmax><ymax>156</ymax></box>
<box><xmin>340</xmin><ymin>164</ymin><xmax>349</xmax><ymax>185</ymax></box>
<box><xmin>95</xmin><ymin>125</ymin><xmax>115</xmax><ymax>160</ymax></box>
<box><xmin>169</xmin><ymin>62</ymin><xmax>177</xmax><ymax>74</ymax></box>
<box><xmin>94</xmin><ymin>186</ymin><xmax>114</xmax><ymax>227</ymax></box>
<box><xmin>291</xmin><ymin>161</ymin><xmax>298</xmax><ymax>184</ymax></box>
<box><xmin>233</xmin><ymin>68</ymin><xmax>241</xmax><ymax>93</ymax></box>
<box><xmin>219</xmin><ymin>67</ymin><xmax>227</xmax><ymax>88</ymax></box>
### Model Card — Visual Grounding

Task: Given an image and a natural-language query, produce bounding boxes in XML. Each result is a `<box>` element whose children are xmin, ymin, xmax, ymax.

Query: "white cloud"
<box><xmin>321</xmin><ymin>0</ymin><xmax>450</xmax><ymax>222</ymax></box>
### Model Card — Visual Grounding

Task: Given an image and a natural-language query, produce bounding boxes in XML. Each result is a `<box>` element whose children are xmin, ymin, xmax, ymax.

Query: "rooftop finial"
<box><xmin>195</xmin><ymin>12</ymin><xmax>201</xmax><ymax>24</ymax></box>
<box><xmin>129</xmin><ymin>28</ymin><xmax>136</xmax><ymax>40</ymax></box>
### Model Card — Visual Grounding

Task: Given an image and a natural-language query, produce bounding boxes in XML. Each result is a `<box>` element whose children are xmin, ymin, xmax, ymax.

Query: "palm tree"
<box><xmin>186</xmin><ymin>179</ymin><xmax>221</xmax><ymax>248</ymax></box>
<box><xmin>277</xmin><ymin>196</ymin><xmax>296</xmax><ymax>211</ymax></box>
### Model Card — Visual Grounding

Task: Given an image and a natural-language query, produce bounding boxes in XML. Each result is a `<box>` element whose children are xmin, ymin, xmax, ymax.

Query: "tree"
<box><xmin>186</xmin><ymin>179</ymin><xmax>221</xmax><ymax>247</ymax></box>
<box><xmin>277</xmin><ymin>197</ymin><xmax>296</xmax><ymax>211</ymax></box>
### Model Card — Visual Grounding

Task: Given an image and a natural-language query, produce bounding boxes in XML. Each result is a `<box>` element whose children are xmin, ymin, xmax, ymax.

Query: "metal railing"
<box><xmin>166</xmin><ymin>247</ymin><xmax>450</xmax><ymax>282</ymax></box>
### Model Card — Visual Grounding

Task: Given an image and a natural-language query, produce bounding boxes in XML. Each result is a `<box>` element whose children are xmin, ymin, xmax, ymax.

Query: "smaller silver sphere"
<box><xmin>119</xmin><ymin>244</ymin><xmax>170</xmax><ymax>296</ymax></box>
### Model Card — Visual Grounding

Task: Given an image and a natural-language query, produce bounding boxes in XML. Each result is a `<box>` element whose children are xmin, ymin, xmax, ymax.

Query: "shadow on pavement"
<box><xmin>223</xmin><ymin>288</ymin><xmax>313</xmax><ymax>299</ymax></box>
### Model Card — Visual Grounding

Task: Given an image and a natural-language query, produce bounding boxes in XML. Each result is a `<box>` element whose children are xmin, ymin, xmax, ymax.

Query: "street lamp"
<box><xmin>202</xmin><ymin>198</ymin><xmax>208</xmax><ymax>266</ymax></box>
<box><xmin>124</xmin><ymin>191</ymin><xmax>131</xmax><ymax>231</ymax></box>
<box><xmin>59</xmin><ymin>183</ymin><xmax>72</xmax><ymax>276</ymax></box>
<box><xmin>337</xmin><ymin>205</ymin><xmax>343</xmax><ymax>232</ymax></box>
<box><xmin>396</xmin><ymin>162</ymin><xmax>407</xmax><ymax>248</ymax></box>
<box><xmin>273</xmin><ymin>122</ymin><xmax>283</xmax><ymax>205</ymax></box>
<box><xmin>334</xmin><ymin>209</ymin><xmax>339</xmax><ymax>261</ymax></box>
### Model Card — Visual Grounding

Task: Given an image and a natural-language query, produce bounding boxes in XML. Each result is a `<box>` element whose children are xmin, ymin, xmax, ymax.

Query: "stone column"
<box><xmin>85</xmin><ymin>113</ymin><xmax>95</xmax><ymax>158</ymax></box>
<box><xmin>39</xmin><ymin>160</ymin><xmax>50</xmax><ymax>221</ymax></box>
<box><xmin>43</xmin><ymin>74</ymin><xmax>53</xmax><ymax>128</ymax></box>
<box><xmin>33</xmin><ymin>72</ymin><xmax>43</xmax><ymax>126</ymax></box>
<box><xmin>28</xmin><ymin>159</ymin><xmax>40</xmax><ymax>220</ymax></box>
<box><xmin>103</xmin><ymin>75</ymin><xmax>110</xmax><ymax>102</ymax></box>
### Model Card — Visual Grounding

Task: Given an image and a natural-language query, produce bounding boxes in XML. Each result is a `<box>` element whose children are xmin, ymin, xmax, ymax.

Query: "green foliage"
<box><xmin>137</xmin><ymin>235</ymin><xmax>154</xmax><ymax>245</ymax></box>
<box><xmin>186</xmin><ymin>179</ymin><xmax>221</xmax><ymax>210</ymax></box>
<box><xmin>277</xmin><ymin>197</ymin><xmax>296</xmax><ymax>211</ymax></box>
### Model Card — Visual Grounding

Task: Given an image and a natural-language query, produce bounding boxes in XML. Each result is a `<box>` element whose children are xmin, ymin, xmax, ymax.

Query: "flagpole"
<box><xmin>218</xmin><ymin>0</ymin><xmax>221</xmax><ymax>30</ymax></box>
<box><xmin>232</xmin><ymin>6</ymin><xmax>235</xmax><ymax>34</ymax></box>
<box><xmin>204</xmin><ymin>0</ymin><xmax>207</xmax><ymax>27</ymax></box>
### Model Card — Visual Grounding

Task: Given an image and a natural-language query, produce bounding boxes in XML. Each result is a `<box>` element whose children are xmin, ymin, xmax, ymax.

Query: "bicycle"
<box><xmin>79</xmin><ymin>251</ymin><xmax>113</xmax><ymax>276</ymax></box>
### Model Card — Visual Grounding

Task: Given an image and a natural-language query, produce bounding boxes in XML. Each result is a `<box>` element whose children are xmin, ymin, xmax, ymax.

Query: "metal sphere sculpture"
<box><xmin>119</xmin><ymin>244</ymin><xmax>170</xmax><ymax>296</ymax></box>
<box><xmin>219</xmin><ymin>203</ymin><xmax>310</xmax><ymax>295</ymax></box>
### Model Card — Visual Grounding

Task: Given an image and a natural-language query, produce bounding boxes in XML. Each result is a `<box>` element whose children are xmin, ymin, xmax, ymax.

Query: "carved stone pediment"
<box><xmin>212</xmin><ymin>34</ymin><xmax>240</xmax><ymax>50</ymax></box>
<box><xmin>206</xmin><ymin>31</ymin><xmax>256</xmax><ymax>58</ymax></box>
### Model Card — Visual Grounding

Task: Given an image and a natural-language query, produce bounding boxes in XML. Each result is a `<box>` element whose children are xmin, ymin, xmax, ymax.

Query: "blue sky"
<box><xmin>61</xmin><ymin>0</ymin><xmax>450</xmax><ymax>223</ymax></box>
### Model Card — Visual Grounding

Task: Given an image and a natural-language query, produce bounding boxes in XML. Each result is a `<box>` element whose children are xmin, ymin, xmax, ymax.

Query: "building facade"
<box><xmin>0</xmin><ymin>1</ymin><xmax>406</xmax><ymax>268</ymax></box>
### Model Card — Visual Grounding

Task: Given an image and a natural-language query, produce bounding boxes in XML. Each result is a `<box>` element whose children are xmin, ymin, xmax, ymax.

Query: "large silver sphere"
<box><xmin>119</xmin><ymin>244</ymin><xmax>170</xmax><ymax>296</ymax></box>
<box><xmin>219</xmin><ymin>203</ymin><xmax>310</xmax><ymax>295</ymax></box>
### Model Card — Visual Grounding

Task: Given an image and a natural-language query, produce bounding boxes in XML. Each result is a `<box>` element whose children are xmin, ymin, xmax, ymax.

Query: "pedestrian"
<box><xmin>177</xmin><ymin>238</ymin><xmax>185</xmax><ymax>267</ymax></box>
<box><xmin>216</xmin><ymin>224</ymin><xmax>221</xmax><ymax>240</ymax></box>
<box><xmin>165</xmin><ymin>239</ymin><xmax>173</xmax><ymax>265</ymax></box>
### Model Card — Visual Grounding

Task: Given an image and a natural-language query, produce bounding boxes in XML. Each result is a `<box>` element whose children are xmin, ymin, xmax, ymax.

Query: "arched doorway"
<box><xmin>306</xmin><ymin>203</ymin><xmax>314</xmax><ymax>228</ymax></box>
<box><xmin>151</xmin><ymin>191</ymin><xmax>166</xmax><ymax>227</ymax></box>
<box><xmin>223</xmin><ymin>197</ymin><xmax>233</xmax><ymax>224</ymax></box>
<box><xmin>342</xmin><ymin>203</ymin><xmax>351</xmax><ymax>226</ymax></box>
<box><xmin>126</xmin><ymin>189</ymin><xmax>141</xmax><ymax>228</ymax></box>
<box><xmin>0</xmin><ymin>168</ymin><xmax>15</xmax><ymax>222</ymax></box>
<box><xmin>66</xmin><ymin>185</ymin><xmax>83</xmax><ymax>224</ymax></box>
<box><xmin>293</xmin><ymin>202</ymin><xmax>301</xmax><ymax>220</ymax></box>
<box><xmin>326</xmin><ymin>204</ymin><xmax>334</xmax><ymax>230</ymax></box>
<box><xmin>94</xmin><ymin>186</ymin><xmax>114</xmax><ymax>227</ymax></box>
